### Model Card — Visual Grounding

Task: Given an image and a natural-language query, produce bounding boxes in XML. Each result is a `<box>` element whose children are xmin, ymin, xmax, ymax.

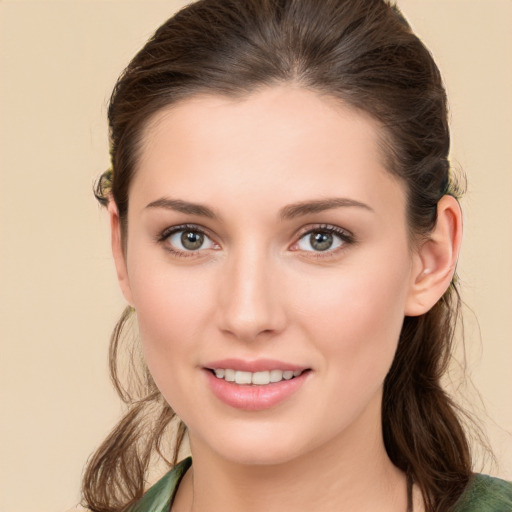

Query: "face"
<box><xmin>114</xmin><ymin>86</ymin><xmax>422</xmax><ymax>466</ymax></box>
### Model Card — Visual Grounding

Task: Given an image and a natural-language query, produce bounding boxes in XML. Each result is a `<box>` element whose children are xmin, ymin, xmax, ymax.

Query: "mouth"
<box><xmin>203</xmin><ymin>358</ymin><xmax>312</xmax><ymax>411</ymax></box>
<box><xmin>203</xmin><ymin>360</ymin><xmax>311</xmax><ymax>410</ymax></box>
<box><xmin>208</xmin><ymin>368</ymin><xmax>307</xmax><ymax>385</ymax></box>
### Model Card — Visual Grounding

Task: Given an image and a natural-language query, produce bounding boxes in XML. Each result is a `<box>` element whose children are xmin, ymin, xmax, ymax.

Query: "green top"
<box><xmin>451</xmin><ymin>473</ymin><xmax>512</xmax><ymax>512</ymax></box>
<box><xmin>126</xmin><ymin>457</ymin><xmax>192</xmax><ymax>512</ymax></box>
<box><xmin>127</xmin><ymin>457</ymin><xmax>512</xmax><ymax>512</ymax></box>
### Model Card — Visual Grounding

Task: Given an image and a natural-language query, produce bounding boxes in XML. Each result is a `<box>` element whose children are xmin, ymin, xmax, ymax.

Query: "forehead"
<box><xmin>131</xmin><ymin>85</ymin><xmax>405</xmax><ymax>219</ymax></box>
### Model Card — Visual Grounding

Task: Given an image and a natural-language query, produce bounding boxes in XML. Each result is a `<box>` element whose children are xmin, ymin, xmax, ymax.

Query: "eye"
<box><xmin>294</xmin><ymin>226</ymin><xmax>353</xmax><ymax>253</ymax></box>
<box><xmin>160</xmin><ymin>225</ymin><xmax>217</xmax><ymax>254</ymax></box>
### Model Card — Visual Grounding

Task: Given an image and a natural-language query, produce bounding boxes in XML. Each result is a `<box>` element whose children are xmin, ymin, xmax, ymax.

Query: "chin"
<box><xmin>215</xmin><ymin>442</ymin><xmax>306</xmax><ymax>467</ymax></box>
<box><xmin>189</xmin><ymin>418</ymin><xmax>324</xmax><ymax>467</ymax></box>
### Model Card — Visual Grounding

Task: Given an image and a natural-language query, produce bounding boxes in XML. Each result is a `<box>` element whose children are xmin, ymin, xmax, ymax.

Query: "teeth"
<box><xmin>235</xmin><ymin>371</ymin><xmax>252</xmax><ymax>385</ymax></box>
<box><xmin>212</xmin><ymin>368</ymin><xmax>304</xmax><ymax>385</ymax></box>
<box><xmin>252</xmin><ymin>371</ymin><xmax>270</xmax><ymax>385</ymax></box>
<box><xmin>269</xmin><ymin>369</ymin><xmax>283</xmax><ymax>382</ymax></box>
<box><xmin>224</xmin><ymin>369</ymin><xmax>236</xmax><ymax>382</ymax></box>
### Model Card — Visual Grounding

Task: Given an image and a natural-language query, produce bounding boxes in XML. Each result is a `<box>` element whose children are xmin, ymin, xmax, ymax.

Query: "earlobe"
<box><xmin>108</xmin><ymin>199</ymin><xmax>134</xmax><ymax>306</ymax></box>
<box><xmin>405</xmin><ymin>195</ymin><xmax>462</xmax><ymax>316</ymax></box>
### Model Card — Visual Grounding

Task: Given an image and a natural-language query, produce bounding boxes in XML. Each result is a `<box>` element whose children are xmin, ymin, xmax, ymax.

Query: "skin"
<box><xmin>109</xmin><ymin>85</ymin><xmax>461</xmax><ymax>512</ymax></box>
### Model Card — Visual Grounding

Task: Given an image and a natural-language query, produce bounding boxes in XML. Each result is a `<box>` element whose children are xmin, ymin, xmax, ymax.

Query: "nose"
<box><xmin>216</xmin><ymin>244</ymin><xmax>286</xmax><ymax>342</ymax></box>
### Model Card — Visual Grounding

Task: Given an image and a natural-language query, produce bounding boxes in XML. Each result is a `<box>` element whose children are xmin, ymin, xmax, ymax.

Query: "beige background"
<box><xmin>0</xmin><ymin>1</ymin><xmax>511</xmax><ymax>511</ymax></box>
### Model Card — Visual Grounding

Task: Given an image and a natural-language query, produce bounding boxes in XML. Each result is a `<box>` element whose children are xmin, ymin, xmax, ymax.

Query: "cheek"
<box><xmin>128</xmin><ymin>262</ymin><xmax>216</xmax><ymax>382</ymax></box>
<box><xmin>292</xmin><ymin>254</ymin><xmax>411</xmax><ymax>377</ymax></box>
<box><xmin>129</xmin><ymin>273</ymin><xmax>214</xmax><ymax>422</ymax></box>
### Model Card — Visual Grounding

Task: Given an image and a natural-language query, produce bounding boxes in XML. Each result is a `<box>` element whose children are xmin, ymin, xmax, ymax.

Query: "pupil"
<box><xmin>181</xmin><ymin>231</ymin><xmax>204</xmax><ymax>250</ymax></box>
<box><xmin>311</xmin><ymin>232</ymin><xmax>333</xmax><ymax>251</ymax></box>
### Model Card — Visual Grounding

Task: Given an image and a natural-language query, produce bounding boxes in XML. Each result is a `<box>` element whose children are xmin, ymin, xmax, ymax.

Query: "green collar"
<box><xmin>451</xmin><ymin>473</ymin><xmax>512</xmax><ymax>512</ymax></box>
<box><xmin>127</xmin><ymin>459</ymin><xmax>512</xmax><ymax>512</ymax></box>
<box><xmin>126</xmin><ymin>457</ymin><xmax>192</xmax><ymax>512</ymax></box>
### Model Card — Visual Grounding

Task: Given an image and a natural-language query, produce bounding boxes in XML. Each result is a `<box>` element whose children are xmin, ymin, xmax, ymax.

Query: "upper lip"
<box><xmin>204</xmin><ymin>358</ymin><xmax>309</xmax><ymax>373</ymax></box>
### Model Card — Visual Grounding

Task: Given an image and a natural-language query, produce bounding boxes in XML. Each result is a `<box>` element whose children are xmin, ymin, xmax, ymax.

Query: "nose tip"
<box><xmin>221</xmin><ymin>305</ymin><xmax>277</xmax><ymax>341</ymax></box>
<box><xmin>216</xmin><ymin>255</ymin><xmax>286</xmax><ymax>342</ymax></box>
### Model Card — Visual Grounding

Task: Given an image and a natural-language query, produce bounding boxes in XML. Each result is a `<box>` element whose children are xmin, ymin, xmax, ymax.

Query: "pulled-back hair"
<box><xmin>84</xmin><ymin>1</ymin><xmax>474</xmax><ymax>511</ymax></box>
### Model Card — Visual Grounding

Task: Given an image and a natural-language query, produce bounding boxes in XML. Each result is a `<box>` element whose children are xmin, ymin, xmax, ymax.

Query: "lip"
<box><xmin>203</xmin><ymin>359</ymin><xmax>311</xmax><ymax>411</ymax></box>
<box><xmin>204</xmin><ymin>358</ymin><xmax>307</xmax><ymax>373</ymax></box>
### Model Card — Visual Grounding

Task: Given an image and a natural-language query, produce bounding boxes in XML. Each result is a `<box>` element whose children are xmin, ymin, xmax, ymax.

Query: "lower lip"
<box><xmin>204</xmin><ymin>370</ymin><xmax>309</xmax><ymax>411</ymax></box>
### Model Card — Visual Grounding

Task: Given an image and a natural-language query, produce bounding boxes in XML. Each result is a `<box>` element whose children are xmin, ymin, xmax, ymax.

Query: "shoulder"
<box><xmin>125</xmin><ymin>457</ymin><xmax>192</xmax><ymax>512</ymax></box>
<box><xmin>452</xmin><ymin>474</ymin><xmax>512</xmax><ymax>512</ymax></box>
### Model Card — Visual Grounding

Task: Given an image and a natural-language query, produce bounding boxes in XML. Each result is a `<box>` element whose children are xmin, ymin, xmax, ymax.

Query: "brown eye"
<box><xmin>309</xmin><ymin>232</ymin><xmax>334</xmax><ymax>251</ymax></box>
<box><xmin>165</xmin><ymin>228</ymin><xmax>215</xmax><ymax>252</ymax></box>
<box><xmin>181</xmin><ymin>231</ymin><xmax>204</xmax><ymax>250</ymax></box>
<box><xmin>296</xmin><ymin>227</ymin><xmax>348</xmax><ymax>253</ymax></box>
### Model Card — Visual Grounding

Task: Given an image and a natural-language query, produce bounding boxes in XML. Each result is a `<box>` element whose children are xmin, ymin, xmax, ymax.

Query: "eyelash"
<box><xmin>292</xmin><ymin>224</ymin><xmax>355</xmax><ymax>259</ymax></box>
<box><xmin>157</xmin><ymin>224</ymin><xmax>216</xmax><ymax>258</ymax></box>
<box><xmin>156</xmin><ymin>223</ymin><xmax>355</xmax><ymax>259</ymax></box>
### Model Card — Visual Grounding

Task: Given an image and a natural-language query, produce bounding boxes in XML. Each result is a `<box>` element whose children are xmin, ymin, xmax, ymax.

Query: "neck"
<box><xmin>173</xmin><ymin>398</ymin><xmax>409</xmax><ymax>512</ymax></box>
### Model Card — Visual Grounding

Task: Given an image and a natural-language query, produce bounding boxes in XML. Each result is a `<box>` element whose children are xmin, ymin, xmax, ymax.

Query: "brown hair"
<box><xmin>84</xmin><ymin>1</ymin><xmax>475</xmax><ymax>510</ymax></box>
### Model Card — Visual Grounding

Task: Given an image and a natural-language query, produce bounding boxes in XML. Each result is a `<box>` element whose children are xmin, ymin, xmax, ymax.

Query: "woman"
<box><xmin>82</xmin><ymin>1</ymin><xmax>512</xmax><ymax>511</ymax></box>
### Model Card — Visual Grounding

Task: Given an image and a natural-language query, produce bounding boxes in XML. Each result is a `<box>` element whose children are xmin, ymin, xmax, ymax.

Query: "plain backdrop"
<box><xmin>0</xmin><ymin>1</ymin><xmax>511</xmax><ymax>511</ymax></box>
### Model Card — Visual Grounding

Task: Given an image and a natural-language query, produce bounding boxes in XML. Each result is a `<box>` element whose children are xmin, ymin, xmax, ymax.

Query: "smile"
<box><xmin>212</xmin><ymin>368</ymin><xmax>304</xmax><ymax>385</ymax></box>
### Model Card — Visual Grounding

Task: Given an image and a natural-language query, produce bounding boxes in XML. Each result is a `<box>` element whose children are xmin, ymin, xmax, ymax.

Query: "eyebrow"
<box><xmin>144</xmin><ymin>196</ymin><xmax>373</xmax><ymax>220</ymax></box>
<box><xmin>145</xmin><ymin>198</ymin><xmax>218</xmax><ymax>219</ymax></box>
<box><xmin>279</xmin><ymin>197</ymin><xmax>373</xmax><ymax>220</ymax></box>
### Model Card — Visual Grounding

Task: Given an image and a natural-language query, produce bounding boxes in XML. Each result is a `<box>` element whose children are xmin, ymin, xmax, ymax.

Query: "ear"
<box><xmin>108</xmin><ymin>199</ymin><xmax>134</xmax><ymax>306</ymax></box>
<box><xmin>405</xmin><ymin>195</ymin><xmax>463</xmax><ymax>316</ymax></box>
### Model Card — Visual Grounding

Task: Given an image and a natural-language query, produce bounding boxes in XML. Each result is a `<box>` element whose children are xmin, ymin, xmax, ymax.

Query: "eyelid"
<box><xmin>157</xmin><ymin>223</ymin><xmax>210</xmax><ymax>241</ymax></box>
<box><xmin>290</xmin><ymin>224</ymin><xmax>355</xmax><ymax>255</ymax></box>
<box><xmin>295</xmin><ymin>223</ymin><xmax>354</xmax><ymax>238</ymax></box>
<box><xmin>157</xmin><ymin>223</ymin><xmax>219</xmax><ymax>257</ymax></box>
